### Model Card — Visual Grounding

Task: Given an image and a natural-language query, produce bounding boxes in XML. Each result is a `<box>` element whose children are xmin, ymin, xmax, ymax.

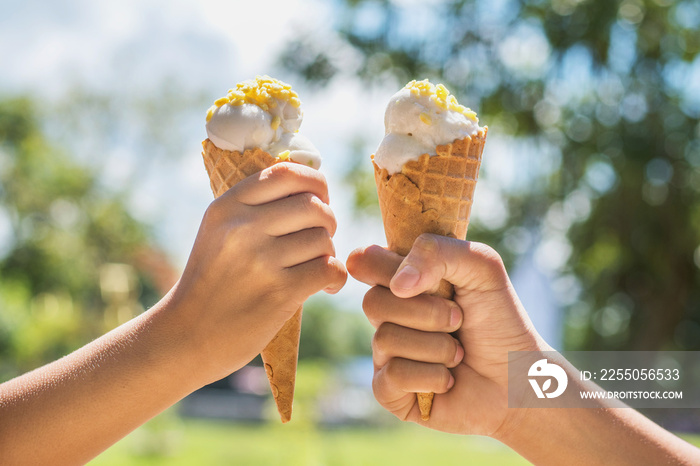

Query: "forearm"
<box><xmin>0</xmin><ymin>290</ymin><xmax>202</xmax><ymax>465</ymax></box>
<box><xmin>497</xmin><ymin>388</ymin><xmax>700</xmax><ymax>465</ymax></box>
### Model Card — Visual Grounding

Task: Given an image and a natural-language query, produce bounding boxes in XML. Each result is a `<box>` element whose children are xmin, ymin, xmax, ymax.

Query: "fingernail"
<box><xmin>393</xmin><ymin>265</ymin><xmax>420</xmax><ymax>290</ymax></box>
<box><xmin>447</xmin><ymin>374</ymin><xmax>455</xmax><ymax>390</ymax></box>
<box><xmin>449</xmin><ymin>306</ymin><xmax>462</xmax><ymax>328</ymax></box>
<box><xmin>453</xmin><ymin>343</ymin><xmax>465</xmax><ymax>365</ymax></box>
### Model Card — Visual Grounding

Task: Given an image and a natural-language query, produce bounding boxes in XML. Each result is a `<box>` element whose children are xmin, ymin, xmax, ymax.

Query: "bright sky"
<box><xmin>0</xmin><ymin>0</ymin><xmax>559</xmax><ymax>343</ymax></box>
<box><xmin>0</xmin><ymin>0</ymin><xmax>392</xmax><ymax>311</ymax></box>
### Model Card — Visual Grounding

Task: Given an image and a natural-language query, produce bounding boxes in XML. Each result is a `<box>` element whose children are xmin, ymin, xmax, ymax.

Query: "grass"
<box><xmin>87</xmin><ymin>361</ymin><xmax>700</xmax><ymax>465</ymax></box>
<box><xmin>88</xmin><ymin>416</ymin><xmax>530</xmax><ymax>466</ymax></box>
<box><xmin>88</xmin><ymin>414</ymin><xmax>700</xmax><ymax>466</ymax></box>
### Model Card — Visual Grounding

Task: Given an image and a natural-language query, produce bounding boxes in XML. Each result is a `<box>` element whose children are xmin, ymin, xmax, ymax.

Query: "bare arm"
<box><xmin>0</xmin><ymin>163</ymin><xmax>347</xmax><ymax>465</ymax></box>
<box><xmin>0</xmin><ymin>292</ymin><xmax>199</xmax><ymax>465</ymax></box>
<box><xmin>497</xmin><ymin>375</ymin><xmax>700</xmax><ymax>465</ymax></box>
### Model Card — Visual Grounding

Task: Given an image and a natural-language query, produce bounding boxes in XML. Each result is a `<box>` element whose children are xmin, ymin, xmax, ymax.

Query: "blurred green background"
<box><xmin>1</xmin><ymin>0</ymin><xmax>700</xmax><ymax>464</ymax></box>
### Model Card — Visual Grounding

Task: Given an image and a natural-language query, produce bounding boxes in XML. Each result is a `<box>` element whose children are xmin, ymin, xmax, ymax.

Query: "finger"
<box><xmin>347</xmin><ymin>245</ymin><xmax>403</xmax><ymax>288</ymax></box>
<box><xmin>374</xmin><ymin>358</ymin><xmax>455</xmax><ymax>404</ymax></box>
<box><xmin>389</xmin><ymin>234</ymin><xmax>509</xmax><ymax>299</ymax></box>
<box><xmin>275</xmin><ymin>227</ymin><xmax>335</xmax><ymax>268</ymax></box>
<box><xmin>226</xmin><ymin>162</ymin><xmax>330</xmax><ymax>206</ymax></box>
<box><xmin>363</xmin><ymin>286</ymin><xmax>463</xmax><ymax>332</ymax></box>
<box><xmin>258</xmin><ymin>192</ymin><xmax>337</xmax><ymax>237</ymax></box>
<box><xmin>284</xmin><ymin>255</ymin><xmax>347</xmax><ymax>298</ymax></box>
<box><xmin>372</xmin><ymin>323</ymin><xmax>464</xmax><ymax>369</ymax></box>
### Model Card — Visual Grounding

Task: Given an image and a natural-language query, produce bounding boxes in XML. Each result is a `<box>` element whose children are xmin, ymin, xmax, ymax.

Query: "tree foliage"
<box><xmin>0</xmin><ymin>98</ymin><xmax>161</xmax><ymax>377</ymax></box>
<box><xmin>280</xmin><ymin>0</ymin><xmax>700</xmax><ymax>350</ymax></box>
<box><xmin>299</xmin><ymin>296</ymin><xmax>373</xmax><ymax>361</ymax></box>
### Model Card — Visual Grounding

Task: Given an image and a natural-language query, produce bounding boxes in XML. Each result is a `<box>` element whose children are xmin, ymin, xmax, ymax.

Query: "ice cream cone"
<box><xmin>202</xmin><ymin>139</ymin><xmax>277</xmax><ymax>197</ymax></box>
<box><xmin>261</xmin><ymin>307</ymin><xmax>301</xmax><ymax>423</ymax></box>
<box><xmin>202</xmin><ymin>138</ymin><xmax>301</xmax><ymax>423</ymax></box>
<box><xmin>373</xmin><ymin>128</ymin><xmax>488</xmax><ymax>420</ymax></box>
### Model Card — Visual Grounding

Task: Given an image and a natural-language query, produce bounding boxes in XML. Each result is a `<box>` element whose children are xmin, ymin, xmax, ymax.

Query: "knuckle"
<box><xmin>204</xmin><ymin>197</ymin><xmax>227</xmax><ymax>223</ymax></box>
<box><xmin>345</xmin><ymin>249</ymin><xmax>362</xmax><ymax>277</ymax></box>
<box><xmin>326</xmin><ymin>257</ymin><xmax>347</xmax><ymax>287</ymax></box>
<box><xmin>300</xmin><ymin>193</ymin><xmax>329</xmax><ymax>224</ymax></box>
<box><xmin>370</xmin><ymin>333</ymin><xmax>384</xmax><ymax>360</ymax></box>
<box><xmin>325</xmin><ymin>207</ymin><xmax>338</xmax><ymax>236</ymax></box>
<box><xmin>371</xmin><ymin>372</ymin><xmax>386</xmax><ymax>399</ymax></box>
<box><xmin>310</xmin><ymin>226</ymin><xmax>331</xmax><ymax>246</ymax></box>
<box><xmin>474</xmin><ymin>242</ymin><xmax>505</xmax><ymax>268</ymax></box>
<box><xmin>407</xmin><ymin>234</ymin><xmax>441</xmax><ymax>270</ymax></box>
<box><xmin>373</xmin><ymin>322</ymin><xmax>400</xmax><ymax>356</ymax></box>
<box><xmin>436</xmin><ymin>367</ymin><xmax>453</xmax><ymax>392</ymax></box>
<box><xmin>266</xmin><ymin>161</ymin><xmax>295</xmax><ymax>179</ymax></box>
<box><xmin>382</xmin><ymin>358</ymin><xmax>401</xmax><ymax>381</ymax></box>
<box><xmin>362</xmin><ymin>287</ymin><xmax>383</xmax><ymax>321</ymax></box>
<box><xmin>439</xmin><ymin>335</ymin><xmax>457</xmax><ymax>363</ymax></box>
<box><xmin>426</xmin><ymin>298</ymin><xmax>449</xmax><ymax>330</ymax></box>
<box><xmin>298</xmin><ymin>192</ymin><xmax>316</xmax><ymax>213</ymax></box>
<box><xmin>373</xmin><ymin>322</ymin><xmax>393</xmax><ymax>349</ymax></box>
<box><xmin>222</xmin><ymin>215</ymin><xmax>257</xmax><ymax>249</ymax></box>
<box><xmin>413</xmin><ymin>233</ymin><xmax>441</xmax><ymax>256</ymax></box>
<box><xmin>471</xmin><ymin>242</ymin><xmax>508</xmax><ymax>282</ymax></box>
<box><xmin>319</xmin><ymin>228</ymin><xmax>335</xmax><ymax>252</ymax></box>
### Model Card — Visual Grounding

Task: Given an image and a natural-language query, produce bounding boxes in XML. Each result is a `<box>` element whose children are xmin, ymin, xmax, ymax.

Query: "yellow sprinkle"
<box><xmin>420</xmin><ymin>112</ymin><xmax>432</xmax><ymax>125</ymax></box>
<box><xmin>214</xmin><ymin>97</ymin><xmax>229</xmax><ymax>107</ymax></box>
<box><xmin>206</xmin><ymin>105</ymin><xmax>216</xmax><ymax>122</ymax></box>
<box><xmin>277</xmin><ymin>150</ymin><xmax>291</xmax><ymax>161</ymax></box>
<box><xmin>271</xmin><ymin>116</ymin><xmax>281</xmax><ymax>130</ymax></box>
<box><xmin>404</xmin><ymin>79</ymin><xmax>478</xmax><ymax>121</ymax></box>
<box><xmin>206</xmin><ymin>75</ymin><xmax>303</xmax><ymax>121</ymax></box>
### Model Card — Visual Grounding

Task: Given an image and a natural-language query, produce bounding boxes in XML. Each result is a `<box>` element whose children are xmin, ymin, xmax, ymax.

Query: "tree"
<box><xmin>280</xmin><ymin>0</ymin><xmax>700</xmax><ymax>350</ymax></box>
<box><xmin>299</xmin><ymin>296</ymin><xmax>374</xmax><ymax>361</ymax></box>
<box><xmin>0</xmin><ymin>97</ymin><xmax>168</xmax><ymax>377</ymax></box>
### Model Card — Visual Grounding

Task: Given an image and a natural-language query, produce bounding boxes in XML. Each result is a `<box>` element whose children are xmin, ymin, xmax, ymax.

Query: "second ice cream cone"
<box><xmin>373</xmin><ymin>129</ymin><xmax>487</xmax><ymax>420</ymax></box>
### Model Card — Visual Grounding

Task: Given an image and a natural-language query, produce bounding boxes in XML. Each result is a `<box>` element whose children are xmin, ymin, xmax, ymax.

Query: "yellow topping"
<box><xmin>207</xmin><ymin>76</ymin><xmax>301</xmax><ymax>121</ymax></box>
<box><xmin>405</xmin><ymin>79</ymin><xmax>477</xmax><ymax>121</ymax></box>
<box><xmin>271</xmin><ymin>116</ymin><xmax>281</xmax><ymax>131</ymax></box>
<box><xmin>214</xmin><ymin>97</ymin><xmax>229</xmax><ymax>107</ymax></box>
<box><xmin>276</xmin><ymin>150</ymin><xmax>291</xmax><ymax>161</ymax></box>
<box><xmin>419</xmin><ymin>112</ymin><xmax>432</xmax><ymax>125</ymax></box>
<box><xmin>206</xmin><ymin>105</ymin><xmax>216</xmax><ymax>122</ymax></box>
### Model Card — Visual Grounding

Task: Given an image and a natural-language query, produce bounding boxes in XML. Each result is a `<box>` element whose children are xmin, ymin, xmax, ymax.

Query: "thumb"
<box><xmin>389</xmin><ymin>234</ymin><xmax>508</xmax><ymax>299</ymax></box>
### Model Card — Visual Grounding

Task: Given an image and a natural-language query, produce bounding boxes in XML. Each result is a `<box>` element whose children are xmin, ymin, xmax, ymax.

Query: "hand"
<box><xmin>347</xmin><ymin>234</ymin><xmax>546</xmax><ymax>436</ymax></box>
<box><xmin>172</xmin><ymin>162</ymin><xmax>347</xmax><ymax>383</ymax></box>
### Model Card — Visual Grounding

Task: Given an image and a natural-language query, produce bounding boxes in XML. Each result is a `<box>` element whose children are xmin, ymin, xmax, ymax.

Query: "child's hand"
<box><xmin>172</xmin><ymin>163</ymin><xmax>347</xmax><ymax>383</ymax></box>
<box><xmin>347</xmin><ymin>234</ymin><xmax>545</xmax><ymax>436</ymax></box>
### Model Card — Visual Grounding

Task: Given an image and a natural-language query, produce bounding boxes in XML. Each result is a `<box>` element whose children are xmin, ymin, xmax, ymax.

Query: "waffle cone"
<box><xmin>373</xmin><ymin>128</ymin><xmax>487</xmax><ymax>420</ymax></box>
<box><xmin>202</xmin><ymin>138</ymin><xmax>301</xmax><ymax>423</ymax></box>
